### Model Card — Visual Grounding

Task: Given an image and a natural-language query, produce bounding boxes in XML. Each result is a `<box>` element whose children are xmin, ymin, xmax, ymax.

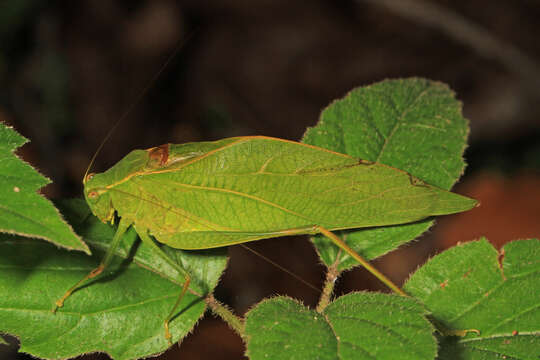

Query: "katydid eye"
<box><xmin>85</xmin><ymin>173</ymin><xmax>95</xmax><ymax>182</ymax></box>
<box><xmin>88</xmin><ymin>191</ymin><xmax>99</xmax><ymax>199</ymax></box>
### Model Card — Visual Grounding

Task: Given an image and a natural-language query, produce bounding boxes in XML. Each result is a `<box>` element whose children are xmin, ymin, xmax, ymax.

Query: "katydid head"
<box><xmin>84</xmin><ymin>172</ymin><xmax>115</xmax><ymax>223</ymax></box>
<box><xmin>83</xmin><ymin>148</ymin><xmax>153</xmax><ymax>223</ymax></box>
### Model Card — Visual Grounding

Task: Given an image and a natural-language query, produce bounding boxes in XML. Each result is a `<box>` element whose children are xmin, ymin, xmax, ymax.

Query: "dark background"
<box><xmin>1</xmin><ymin>1</ymin><xmax>539</xmax><ymax>359</ymax></box>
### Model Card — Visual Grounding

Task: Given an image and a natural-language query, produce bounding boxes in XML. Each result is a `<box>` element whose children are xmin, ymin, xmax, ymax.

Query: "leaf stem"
<box><xmin>316</xmin><ymin>258</ymin><xmax>340</xmax><ymax>313</ymax></box>
<box><xmin>205</xmin><ymin>294</ymin><xmax>245</xmax><ymax>338</ymax></box>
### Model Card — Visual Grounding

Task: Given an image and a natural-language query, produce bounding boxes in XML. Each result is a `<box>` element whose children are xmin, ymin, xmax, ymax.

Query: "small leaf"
<box><xmin>303</xmin><ymin>78</ymin><xmax>470</xmax><ymax>270</ymax></box>
<box><xmin>245</xmin><ymin>293</ymin><xmax>436</xmax><ymax>360</ymax></box>
<box><xmin>405</xmin><ymin>238</ymin><xmax>540</xmax><ymax>359</ymax></box>
<box><xmin>0</xmin><ymin>122</ymin><xmax>88</xmax><ymax>253</ymax></box>
<box><xmin>0</xmin><ymin>199</ymin><xmax>228</xmax><ymax>360</ymax></box>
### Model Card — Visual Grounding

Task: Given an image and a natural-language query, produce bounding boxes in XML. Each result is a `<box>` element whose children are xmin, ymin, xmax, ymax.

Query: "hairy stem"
<box><xmin>316</xmin><ymin>257</ymin><xmax>341</xmax><ymax>313</ymax></box>
<box><xmin>205</xmin><ymin>294</ymin><xmax>245</xmax><ymax>338</ymax></box>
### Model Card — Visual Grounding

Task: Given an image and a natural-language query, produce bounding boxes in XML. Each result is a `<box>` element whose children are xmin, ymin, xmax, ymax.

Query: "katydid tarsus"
<box><xmin>53</xmin><ymin>135</ymin><xmax>477</xmax><ymax>344</ymax></box>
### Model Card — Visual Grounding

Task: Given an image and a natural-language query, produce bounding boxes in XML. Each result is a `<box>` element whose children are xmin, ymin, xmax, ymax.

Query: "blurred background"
<box><xmin>1</xmin><ymin>1</ymin><xmax>539</xmax><ymax>359</ymax></box>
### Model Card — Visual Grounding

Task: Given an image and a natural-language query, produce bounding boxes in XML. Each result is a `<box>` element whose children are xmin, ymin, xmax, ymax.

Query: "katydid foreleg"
<box><xmin>52</xmin><ymin>218</ymin><xmax>192</xmax><ymax>345</ymax></box>
<box><xmin>53</xmin><ymin>217</ymin><xmax>132</xmax><ymax>311</ymax></box>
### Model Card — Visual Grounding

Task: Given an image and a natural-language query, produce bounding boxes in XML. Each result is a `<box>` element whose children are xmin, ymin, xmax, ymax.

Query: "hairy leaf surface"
<box><xmin>245</xmin><ymin>293</ymin><xmax>436</xmax><ymax>360</ymax></box>
<box><xmin>0</xmin><ymin>200</ymin><xmax>227</xmax><ymax>360</ymax></box>
<box><xmin>405</xmin><ymin>238</ymin><xmax>540</xmax><ymax>359</ymax></box>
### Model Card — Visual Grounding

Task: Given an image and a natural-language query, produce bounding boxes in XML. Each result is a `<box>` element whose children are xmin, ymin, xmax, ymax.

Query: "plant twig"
<box><xmin>316</xmin><ymin>255</ymin><xmax>341</xmax><ymax>313</ymax></box>
<box><xmin>205</xmin><ymin>294</ymin><xmax>245</xmax><ymax>338</ymax></box>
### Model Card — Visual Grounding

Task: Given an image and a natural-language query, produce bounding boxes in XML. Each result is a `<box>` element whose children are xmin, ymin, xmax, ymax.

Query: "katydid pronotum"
<box><xmin>53</xmin><ymin>135</ymin><xmax>476</xmax><ymax>343</ymax></box>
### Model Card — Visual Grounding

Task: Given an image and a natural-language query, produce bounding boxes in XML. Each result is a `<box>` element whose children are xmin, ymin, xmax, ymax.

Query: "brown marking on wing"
<box><xmin>147</xmin><ymin>144</ymin><xmax>170</xmax><ymax>168</ymax></box>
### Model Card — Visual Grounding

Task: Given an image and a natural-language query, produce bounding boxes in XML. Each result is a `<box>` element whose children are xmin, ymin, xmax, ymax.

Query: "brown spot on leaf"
<box><xmin>498</xmin><ymin>248</ymin><xmax>507</xmax><ymax>280</ymax></box>
<box><xmin>512</xmin><ymin>330</ymin><xmax>518</xmax><ymax>336</ymax></box>
<box><xmin>440</xmin><ymin>279</ymin><xmax>448</xmax><ymax>288</ymax></box>
<box><xmin>462</xmin><ymin>269</ymin><xmax>472</xmax><ymax>278</ymax></box>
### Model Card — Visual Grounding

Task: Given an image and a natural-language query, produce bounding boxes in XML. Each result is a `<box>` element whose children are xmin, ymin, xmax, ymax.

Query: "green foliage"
<box><xmin>405</xmin><ymin>238</ymin><xmax>540</xmax><ymax>359</ymax></box>
<box><xmin>323</xmin><ymin>293</ymin><xmax>436</xmax><ymax>360</ymax></box>
<box><xmin>303</xmin><ymin>78</ymin><xmax>469</xmax><ymax>270</ymax></box>
<box><xmin>1</xmin><ymin>79</ymin><xmax>537</xmax><ymax>360</ymax></box>
<box><xmin>245</xmin><ymin>293</ymin><xmax>436</xmax><ymax>360</ymax></box>
<box><xmin>245</xmin><ymin>297</ymin><xmax>338</xmax><ymax>360</ymax></box>
<box><xmin>0</xmin><ymin>199</ymin><xmax>226</xmax><ymax>360</ymax></box>
<box><xmin>242</xmin><ymin>238</ymin><xmax>540</xmax><ymax>360</ymax></box>
<box><xmin>0</xmin><ymin>123</ymin><xmax>88</xmax><ymax>253</ymax></box>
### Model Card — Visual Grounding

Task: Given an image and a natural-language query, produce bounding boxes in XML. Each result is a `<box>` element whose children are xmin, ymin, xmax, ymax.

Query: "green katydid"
<box><xmin>53</xmin><ymin>135</ymin><xmax>476</xmax><ymax>343</ymax></box>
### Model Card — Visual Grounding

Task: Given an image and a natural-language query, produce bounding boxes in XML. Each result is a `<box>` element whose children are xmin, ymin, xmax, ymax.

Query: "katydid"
<box><xmin>53</xmin><ymin>135</ymin><xmax>476</xmax><ymax>343</ymax></box>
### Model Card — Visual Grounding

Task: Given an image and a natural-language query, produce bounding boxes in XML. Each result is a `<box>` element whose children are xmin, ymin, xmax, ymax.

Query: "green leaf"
<box><xmin>245</xmin><ymin>297</ymin><xmax>337</xmax><ymax>360</ymax></box>
<box><xmin>245</xmin><ymin>293</ymin><xmax>436</xmax><ymax>360</ymax></box>
<box><xmin>0</xmin><ymin>199</ymin><xmax>227</xmax><ymax>360</ymax></box>
<box><xmin>405</xmin><ymin>238</ymin><xmax>540</xmax><ymax>359</ymax></box>
<box><xmin>0</xmin><ymin>122</ymin><xmax>88</xmax><ymax>253</ymax></box>
<box><xmin>302</xmin><ymin>78</ymin><xmax>470</xmax><ymax>270</ymax></box>
<box><xmin>325</xmin><ymin>293</ymin><xmax>437</xmax><ymax>360</ymax></box>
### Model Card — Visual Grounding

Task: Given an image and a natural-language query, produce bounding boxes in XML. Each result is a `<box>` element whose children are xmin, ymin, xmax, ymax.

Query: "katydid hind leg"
<box><xmin>315</xmin><ymin>226</ymin><xmax>407</xmax><ymax>297</ymax></box>
<box><xmin>53</xmin><ymin>217</ymin><xmax>132</xmax><ymax>311</ymax></box>
<box><xmin>135</xmin><ymin>227</ymin><xmax>191</xmax><ymax>345</ymax></box>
